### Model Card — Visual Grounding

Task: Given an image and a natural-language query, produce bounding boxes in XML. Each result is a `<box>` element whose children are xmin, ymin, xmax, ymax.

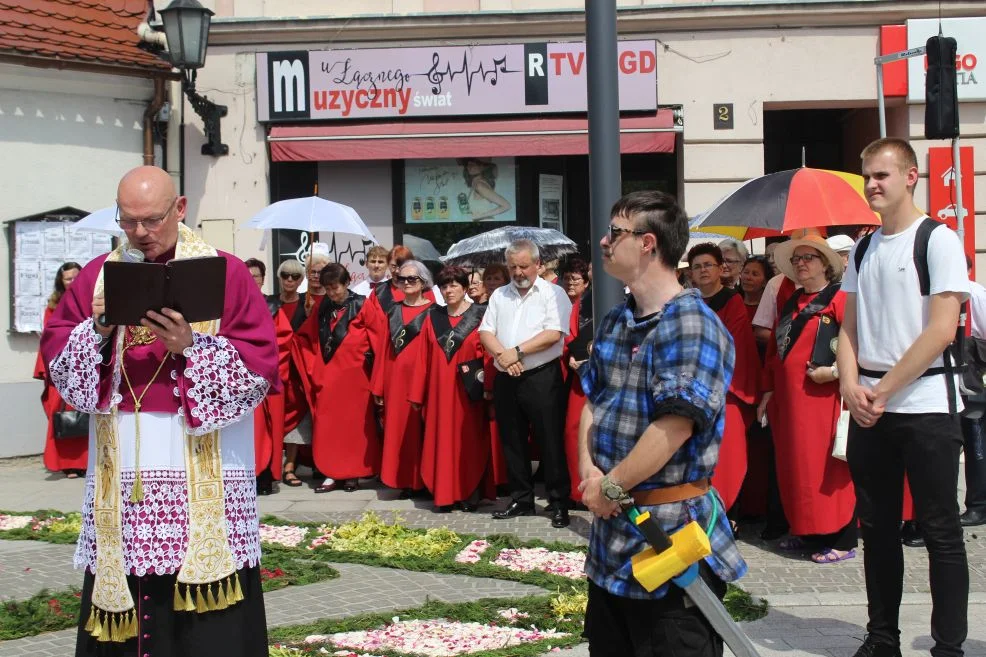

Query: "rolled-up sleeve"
<box><xmin>650</xmin><ymin>310</ymin><xmax>733</xmax><ymax>434</ymax></box>
<box><xmin>545</xmin><ymin>286</ymin><xmax>571</xmax><ymax>334</ymax></box>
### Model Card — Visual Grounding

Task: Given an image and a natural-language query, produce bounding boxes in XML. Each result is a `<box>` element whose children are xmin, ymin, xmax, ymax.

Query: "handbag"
<box><xmin>832</xmin><ymin>400</ymin><xmax>849</xmax><ymax>461</ymax></box>
<box><xmin>53</xmin><ymin>401</ymin><xmax>90</xmax><ymax>440</ymax></box>
<box><xmin>457</xmin><ymin>358</ymin><xmax>486</xmax><ymax>402</ymax></box>
<box><xmin>811</xmin><ymin>314</ymin><xmax>839</xmax><ymax>367</ymax></box>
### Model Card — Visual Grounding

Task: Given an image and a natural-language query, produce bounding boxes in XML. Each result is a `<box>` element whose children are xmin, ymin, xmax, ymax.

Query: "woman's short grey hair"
<box><xmin>504</xmin><ymin>239</ymin><xmax>540</xmax><ymax>262</ymax></box>
<box><xmin>398</xmin><ymin>259</ymin><xmax>434</xmax><ymax>289</ymax></box>
<box><xmin>718</xmin><ymin>238</ymin><xmax>749</xmax><ymax>260</ymax></box>
<box><xmin>277</xmin><ymin>258</ymin><xmax>304</xmax><ymax>276</ymax></box>
<box><xmin>304</xmin><ymin>252</ymin><xmax>331</xmax><ymax>269</ymax></box>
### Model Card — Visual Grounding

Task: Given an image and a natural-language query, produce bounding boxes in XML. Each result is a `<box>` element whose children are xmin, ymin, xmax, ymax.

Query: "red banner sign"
<box><xmin>928</xmin><ymin>146</ymin><xmax>976</xmax><ymax>272</ymax></box>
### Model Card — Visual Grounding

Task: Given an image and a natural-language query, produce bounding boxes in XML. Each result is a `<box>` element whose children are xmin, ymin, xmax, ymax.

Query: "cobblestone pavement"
<box><xmin>4</xmin><ymin>456</ymin><xmax>986</xmax><ymax>657</ymax></box>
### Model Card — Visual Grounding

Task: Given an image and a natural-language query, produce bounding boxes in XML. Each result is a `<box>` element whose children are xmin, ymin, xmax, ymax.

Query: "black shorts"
<box><xmin>583</xmin><ymin>563</ymin><xmax>727</xmax><ymax>657</ymax></box>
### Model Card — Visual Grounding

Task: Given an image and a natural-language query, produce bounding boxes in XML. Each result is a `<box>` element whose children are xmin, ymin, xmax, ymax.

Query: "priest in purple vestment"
<box><xmin>40</xmin><ymin>166</ymin><xmax>279</xmax><ymax>657</ymax></box>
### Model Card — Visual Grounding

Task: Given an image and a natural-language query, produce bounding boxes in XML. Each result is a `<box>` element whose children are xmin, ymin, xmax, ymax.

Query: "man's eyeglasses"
<box><xmin>789</xmin><ymin>253</ymin><xmax>822</xmax><ymax>265</ymax></box>
<box><xmin>116</xmin><ymin>197</ymin><xmax>177</xmax><ymax>230</ymax></box>
<box><xmin>690</xmin><ymin>262</ymin><xmax>720</xmax><ymax>271</ymax></box>
<box><xmin>280</xmin><ymin>272</ymin><xmax>302</xmax><ymax>281</ymax></box>
<box><xmin>607</xmin><ymin>224</ymin><xmax>646</xmax><ymax>242</ymax></box>
<box><xmin>396</xmin><ymin>275</ymin><xmax>422</xmax><ymax>284</ymax></box>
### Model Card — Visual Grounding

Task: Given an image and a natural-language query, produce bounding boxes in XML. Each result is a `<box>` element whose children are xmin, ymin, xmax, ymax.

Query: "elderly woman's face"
<box><xmin>467</xmin><ymin>273</ymin><xmax>485</xmax><ymax>301</ymax></box>
<box><xmin>325</xmin><ymin>281</ymin><xmax>348</xmax><ymax>304</ymax></box>
<box><xmin>740</xmin><ymin>261</ymin><xmax>767</xmax><ymax>294</ymax></box>
<box><xmin>397</xmin><ymin>264</ymin><xmax>424</xmax><ymax>296</ymax></box>
<box><xmin>561</xmin><ymin>271</ymin><xmax>587</xmax><ymax>301</ymax></box>
<box><xmin>307</xmin><ymin>260</ymin><xmax>327</xmax><ymax>293</ymax></box>
<box><xmin>279</xmin><ymin>268</ymin><xmax>302</xmax><ymax>293</ymax></box>
<box><xmin>441</xmin><ymin>281</ymin><xmax>466</xmax><ymax>306</ymax></box>
<box><xmin>720</xmin><ymin>248</ymin><xmax>743</xmax><ymax>280</ymax></box>
<box><xmin>791</xmin><ymin>246</ymin><xmax>826</xmax><ymax>284</ymax></box>
<box><xmin>483</xmin><ymin>271</ymin><xmax>507</xmax><ymax>293</ymax></box>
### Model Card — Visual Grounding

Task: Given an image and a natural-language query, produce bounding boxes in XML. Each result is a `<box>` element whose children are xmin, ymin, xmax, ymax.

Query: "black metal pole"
<box><xmin>586</xmin><ymin>0</ymin><xmax>624</xmax><ymax>326</ymax></box>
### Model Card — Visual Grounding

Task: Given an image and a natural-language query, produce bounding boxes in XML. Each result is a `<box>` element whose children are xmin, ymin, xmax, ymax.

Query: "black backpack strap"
<box><xmin>913</xmin><ymin>219</ymin><xmax>942</xmax><ymax>297</ymax></box>
<box><xmin>853</xmin><ymin>232</ymin><xmax>873</xmax><ymax>276</ymax></box>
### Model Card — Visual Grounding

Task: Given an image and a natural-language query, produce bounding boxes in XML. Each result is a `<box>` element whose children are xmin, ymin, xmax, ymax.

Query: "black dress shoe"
<box><xmin>459</xmin><ymin>501</ymin><xmax>478</xmax><ymax>513</ymax></box>
<box><xmin>960</xmin><ymin>508</ymin><xmax>986</xmax><ymax>527</ymax></box>
<box><xmin>551</xmin><ymin>507</ymin><xmax>570</xmax><ymax>528</ymax></box>
<box><xmin>901</xmin><ymin>521</ymin><xmax>925</xmax><ymax>548</ymax></box>
<box><xmin>435</xmin><ymin>505</ymin><xmax>453</xmax><ymax>514</ymax></box>
<box><xmin>852</xmin><ymin>638</ymin><xmax>902</xmax><ymax>657</ymax></box>
<box><xmin>544</xmin><ymin>501</ymin><xmax>557</xmax><ymax>513</ymax></box>
<box><xmin>492</xmin><ymin>501</ymin><xmax>535</xmax><ymax>519</ymax></box>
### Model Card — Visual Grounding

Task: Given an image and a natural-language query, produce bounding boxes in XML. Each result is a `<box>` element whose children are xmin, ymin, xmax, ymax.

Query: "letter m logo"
<box><xmin>267</xmin><ymin>52</ymin><xmax>310</xmax><ymax>120</ymax></box>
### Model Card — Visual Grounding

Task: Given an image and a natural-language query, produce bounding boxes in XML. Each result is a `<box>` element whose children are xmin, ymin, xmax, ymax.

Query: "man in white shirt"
<box><xmin>479</xmin><ymin>239</ymin><xmax>573</xmax><ymax>528</ymax></box>
<box><xmin>837</xmin><ymin>138</ymin><xmax>968</xmax><ymax>657</ymax></box>
<box><xmin>349</xmin><ymin>245</ymin><xmax>391</xmax><ymax>296</ymax></box>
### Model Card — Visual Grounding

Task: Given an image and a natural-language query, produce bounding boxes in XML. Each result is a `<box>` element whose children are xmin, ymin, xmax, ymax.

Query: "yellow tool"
<box><xmin>630</xmin><ymin>514</ymin><xmax>711</xmax><ymax>592</ymax></box>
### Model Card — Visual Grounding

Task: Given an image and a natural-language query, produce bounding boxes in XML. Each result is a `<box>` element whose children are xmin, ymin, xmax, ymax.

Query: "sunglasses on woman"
<box><xmin>396</xmin><ymin>275</ymin><xmax>422</xmax><ymax>284</ymax></box>
<box><xmin>279</xmin><ymin>272</ymin><xmax>302</xmax><ymax>281</ymax></box>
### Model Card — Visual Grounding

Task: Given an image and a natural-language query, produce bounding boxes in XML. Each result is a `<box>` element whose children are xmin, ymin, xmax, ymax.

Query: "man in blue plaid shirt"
<box><xmin>578</xmin><ymin>190</ymin><xmax>747</xmax><ymax>657</ymax></box>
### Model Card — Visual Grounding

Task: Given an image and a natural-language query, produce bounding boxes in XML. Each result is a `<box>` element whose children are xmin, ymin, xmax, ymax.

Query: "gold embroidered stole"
<box><xmin>86</xmin><ymin>224</ymin><xmax>241</xmax><ymax>643</ymax></box>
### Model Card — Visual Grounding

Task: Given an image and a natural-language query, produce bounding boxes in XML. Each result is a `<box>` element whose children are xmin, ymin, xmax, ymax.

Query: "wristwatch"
<box><xmin>515</xmin><ymin>345</ymin><xmax>525</xmax><ymax>361</ymax></box>
<box><xmin>600</xmin><ymin>474</ymin><xmax>628</xmax><ymax>502</ymax></box>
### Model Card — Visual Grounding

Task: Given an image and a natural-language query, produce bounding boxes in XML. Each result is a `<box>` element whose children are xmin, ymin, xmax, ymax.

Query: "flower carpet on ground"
<box><xmin>260</xmin><ymin>523</ymin><xmax>309</xmax><ymax>548</ymax></box>
<box><xmin>305</xmin><ymin>618</ymin><xmax>569</xmax><ymax>657</ymax></box>
<box><xmin>491</xmin><ymin>548</ymin><xmax>586</xmax><ymax>580</ymax></box>
<box><xmin>0</xmin><ymin>513</ymin><xmax>32</xmax><ymax>531</ymax></box>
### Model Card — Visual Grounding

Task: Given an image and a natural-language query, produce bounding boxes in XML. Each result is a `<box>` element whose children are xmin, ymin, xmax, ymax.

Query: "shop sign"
<box><xmin>907</xmin><ymin>17</ymin><xmax>984</xmax><ymax>102</ymax></box>
<box><xmin>928</xmin><ymin>146</ymin><xmax>976</xmax><ymax>264</ymax></box>
<box><xmin>404</xmin><ymin>158</ymin><xmax>517</xmax><ymax>224</ymax></box>
<box><xmin>256</xmin><ymin>41</ymin><xmax>657</xmax><ymax>122</ymax></box>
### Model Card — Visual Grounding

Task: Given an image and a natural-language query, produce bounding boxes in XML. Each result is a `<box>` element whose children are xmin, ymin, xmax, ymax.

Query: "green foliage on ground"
<box><xmin>0</xmin><ymin>510</ymin><xmax>82</xmax><ymax>545</ymax></box>
<box><xmin>0</xmin><ymin>588</ymin><xmax>82</xmax><ymax>640</ymax></box>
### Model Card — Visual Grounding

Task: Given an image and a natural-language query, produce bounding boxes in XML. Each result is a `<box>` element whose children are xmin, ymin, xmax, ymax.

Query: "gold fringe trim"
<box><xmin>87</xmin><ymin>608</ymin><xmax>137</xmax><ymax>644</ymax></box>
<box><xmin>172</xmin><ymin>574</ymin><xmax>243</xmax><ymax>614</ymax></box>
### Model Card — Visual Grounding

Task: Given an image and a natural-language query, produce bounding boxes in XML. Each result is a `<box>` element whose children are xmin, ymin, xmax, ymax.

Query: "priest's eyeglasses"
<box><xmin>789</xmin><ymin>253</ymin><xmax>822</xmax><ymax>265</ymax></box>
<box><xmin>116</xmin><ymin>197</ymin><xmax>177</xmax><ymax>230</ymax></box>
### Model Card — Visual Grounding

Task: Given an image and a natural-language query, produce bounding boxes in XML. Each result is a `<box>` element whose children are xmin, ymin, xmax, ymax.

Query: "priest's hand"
<box><xmin>142</xmin><ymin>308</ymin><xmax>193</xmax><ymax>354</ymax></box>
<box><xmin>91</xmin><ymin>295</ymin><xmax>114</xmax><ymax>339</ymax></box>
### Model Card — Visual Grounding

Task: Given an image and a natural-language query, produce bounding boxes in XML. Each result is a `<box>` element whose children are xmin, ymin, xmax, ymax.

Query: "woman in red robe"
<box><xmin>295</xmin><ymin>263</ymin><xmax>383</xmax><ymax>493</ymax></box>
<box><xmin>253</xmin><ymin>299</ymin><xmax>294</xmax><ymax>493</ymax></box>
<box><xmin>687</xmin><ymin>244</ymin><xmax>760</xmax><ymax>513</ymax></box>
<box><xmin>560</xmin><ymin>258</ymin><xmax>592</xmax><ymax>504</ymax></box>
<box><xmin>370</xmin><ymin>260</ymin><xmax>434</xmax><ymax>495</ymax></box>
<box><xmin>410</xmin><ymin>266</ymin><xmax>491</xmax><ymax>511</ymax></box>
<box><xmin>479</xmin><ymin>263</ymin><xmax>511</xmax><ymax>488</ymax></box>
<box><xmin>35</xmin><ymin>262</ymin><xmax>87</xmax><ymax>477</ymax></box>
<box><xmin>758</xmin><ymin>233</ymin><xmax>857</xmax><ymax>564</ymax></box>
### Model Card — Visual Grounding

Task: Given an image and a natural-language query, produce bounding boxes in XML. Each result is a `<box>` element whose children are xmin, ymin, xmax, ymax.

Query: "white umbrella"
<box><xmin>245</xmin><ymin>196</ymin><xmax>377</xmax><ymax>243</ymax></box>
<box><xmin>72</xmin><ymin>206</ymin><xmax>122</xmax><ymax>235</ymax></box>
<box><xmin>402</xmin><ymin>234</ymin><xmax>443</xmax><ymax>262</ymax></box>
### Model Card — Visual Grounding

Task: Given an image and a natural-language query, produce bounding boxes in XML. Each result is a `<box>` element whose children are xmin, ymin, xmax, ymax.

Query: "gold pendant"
<box><xmin>127</xmin><ymin>326</ymin><xmax>157</xmax><ymax>346</ymax></box>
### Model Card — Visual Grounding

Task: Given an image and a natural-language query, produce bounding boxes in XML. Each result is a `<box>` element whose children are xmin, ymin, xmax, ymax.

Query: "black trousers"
<box><xmin>493</xmin><ymin>360</ymin><xmax>570</xmax><ymax>505</ymax></box>
<box><xmin>847</xmin><ymin>412</ymin><xmax>968</xmax><ymax>657</ymax></box>
<box><xmin>583</xmin><ymin>564</ymin><xmax>727</xmax><ymax>657</ymax></box>
<box><xmin>961</xmin><ymin>415</ymin><xmax>986</xmax><ymax>513</ymax></box>
<box><xmin>75</xmin><ymin>566</ymin><xmax>268</xmax><ymax>657</ymax></box>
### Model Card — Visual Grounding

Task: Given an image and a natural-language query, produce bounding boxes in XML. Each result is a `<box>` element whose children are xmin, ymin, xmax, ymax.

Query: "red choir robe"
<box><xmin>763</xmin><ymin>285</ymin><xmax>856</xmax><ymax>536</ymax></box>
<box><xmin>294</xmin><ymin>291</ymin><xmax>383</xmax><ymax>480</ymax></box>
<box><xmin>484</xmin><ymin>354</ymin><xmax>509</xmax><ymax>486</ymax></box>
<box><xmin>562</xmin><ymin>294</ymin><xmax>593</xmax><ymax>503</ymax></box>
<box><xmin>410</xmin><ymin>305</ymin><xmax>493</xmax><ymax>506</ymax></box>
<box><xmin>738</xmin><ymin>297</ymin><xmax>770</xmax><ymax>516</ymax></box>
<box><xmin>704</xmin><ymin>288</ymin><xmax>760</xmax><ymax>511</ymax></box>
<box><xmin>370</xmin><ymin>300</ymin><xmax>433</xmax><ymax>490</ymax></box>
<box><xmin>35</xmin><ymin>305</ymin><xmax>88</xmax><ymax>472</ymax></box>
<box><xmin>254</xmin><ymin>304</ymin><xmax>294</xmax><ymax>478</ymax></box>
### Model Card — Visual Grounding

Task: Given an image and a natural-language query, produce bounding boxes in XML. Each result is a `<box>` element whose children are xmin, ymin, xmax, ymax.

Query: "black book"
<box><xmin>103</xmin><ymin>256</ymin><xmax>227</xmax><ymax>326</ymax></box>
<box><xmin>568</xmin><ymin>329</ymin><xmax>592</xmax><ymax>362</ymax></box>
<box><xmin>811</xmin><ymin>314</ymin><xmax>840</xmax><ymax>367</ymax></box>
<box><xmin>457</xmin><ymin>358</ymin><xmax>486</xmax><ymax>402</ymax></box>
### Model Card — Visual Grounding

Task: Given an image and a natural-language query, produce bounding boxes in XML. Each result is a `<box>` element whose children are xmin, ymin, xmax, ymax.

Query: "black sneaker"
<box><xmin>852</xmin><ymin>639</ymin><xmax>902</xmax><ymax>657</ymax></box>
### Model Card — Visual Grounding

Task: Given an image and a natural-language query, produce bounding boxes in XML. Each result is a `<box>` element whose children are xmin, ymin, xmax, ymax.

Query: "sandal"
<box><xmin>777</xmin><ymin>536</ymin><xmax>809</xmax><ymax>551</ymax></box>
<box><xmin>811</xmin><ymin>548</ymin><xmax>856</xmax><ymax>564</ymax></box>
<box><xmin>282</xmin><ymin>469</ymin><xmax>303</xmax><ymax>487</ymax></box>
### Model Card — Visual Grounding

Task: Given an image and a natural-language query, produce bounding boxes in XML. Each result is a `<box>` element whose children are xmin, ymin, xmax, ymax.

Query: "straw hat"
<box><xmin>774</xmin><ymin>229</ymin><xmax>844</xmax><ymax>282</ymax></box>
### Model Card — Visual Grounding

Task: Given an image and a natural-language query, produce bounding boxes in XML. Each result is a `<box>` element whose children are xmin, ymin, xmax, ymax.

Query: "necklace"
<box><xmin>120</xmin><ymin>339</ymin><xmax>170</xmax><ymax>503</ymax></box>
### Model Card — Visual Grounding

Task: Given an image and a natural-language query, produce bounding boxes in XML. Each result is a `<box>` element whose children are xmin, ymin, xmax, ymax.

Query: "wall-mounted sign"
<box><xmin>907</xmin><ymin>17</ymin><xmax>984</xmax><ymax>102</ymax></box>
<box><xmin>713</xmin><ymin>103</ymin><xmax>734</xmax><ymax>130</ymax></box>
<box><xmin>404</xmin><ymin>158</ymin><xmax>517</xmax><ymax>224</ymax></box>
<box><xmin>928</xmin><ymin>146</ymin><xmax>975</xmax><ymax>266</ymax></box>
<box><xmin>256</xmin><ymin>41</ymin><xmax>657</xmax><ymax>122</ymax></box>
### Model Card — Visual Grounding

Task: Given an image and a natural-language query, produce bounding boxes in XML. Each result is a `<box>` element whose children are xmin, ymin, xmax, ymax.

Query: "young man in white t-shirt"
<box><xmin>837</xmin><ymin>138</ymin><xmax>969</xmax><ymax>657</ymax></box>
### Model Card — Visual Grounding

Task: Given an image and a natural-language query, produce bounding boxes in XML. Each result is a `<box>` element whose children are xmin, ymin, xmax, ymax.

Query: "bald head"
<box><xmin>116</xmin><ymin>166</ymin><xmax>185</xmax><ymax>261</ymax></box>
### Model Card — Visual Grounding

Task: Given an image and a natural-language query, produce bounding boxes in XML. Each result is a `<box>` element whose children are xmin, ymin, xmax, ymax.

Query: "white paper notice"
<box><xmin>538</xmin><ymin>174</ymin><xmax>564</xmax><ymax>231</ymax></box>
<box><xmin>42</xmin><ymin>261</ymin><xmax>63</xmax><ymax>292</ymax></box>
<box><xmin>15</xmin><ymin>222</ymin><xmax>44</xmax><ymax>259</ymax></box>
<box><xmin>15</xmin><ymin>262</ymin><xmax>42</xmax><ymax>296</ymax></box>
<box><xmin>90</xmin><ymin>234</ymin><xmax>113</xmax><ymax>256</ymax></box>
<box><xmin>67</xmin><ymin>231</ymin><xmax>92</xmax><ymax>262</ymax></box>
<box><xmin>14</xmin><ymin>296</ymin><xmax>43</xmax><ymax>333</ymax></box>
<box><xmin>44</xmin><ymin>223</ymin><xmax>67</xmax><ymax>260</ymax></box>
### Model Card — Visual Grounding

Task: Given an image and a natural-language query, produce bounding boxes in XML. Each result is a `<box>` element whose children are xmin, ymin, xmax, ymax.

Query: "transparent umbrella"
<box><xmin>441</xmin><ymin>226</ymin><xmax>577</xmax><ymax>268</ymax></box>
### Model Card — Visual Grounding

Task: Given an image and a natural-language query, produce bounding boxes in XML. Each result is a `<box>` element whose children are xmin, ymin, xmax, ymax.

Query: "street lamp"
<box><xmin>159</xmin><ymin>0</ymin><xmax>228</xmax><ymax>156</ymax></box>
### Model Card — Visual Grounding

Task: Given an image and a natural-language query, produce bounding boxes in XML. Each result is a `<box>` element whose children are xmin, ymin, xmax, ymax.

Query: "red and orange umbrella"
<box><xmin>691</xmin><ymin>168</ymin><xmax>881</xmax><ymax>239</ymax></box>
